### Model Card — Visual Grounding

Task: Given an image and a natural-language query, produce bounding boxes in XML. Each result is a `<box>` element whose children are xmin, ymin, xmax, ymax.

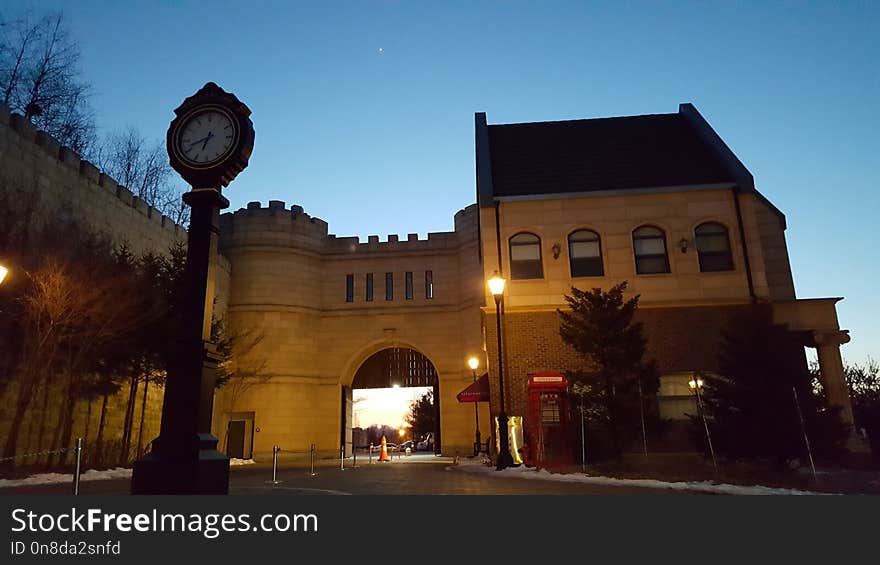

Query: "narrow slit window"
<box><xmin>405</xmin><ymin>271</ymin><xmax>413</xmax><ymax>300</ymax></box>
<box><xmin>385</xmin><ymin>272</ymin><xmax>393</xmax><ymax>300</ymax></box>
<box><xmin>425</xmin><ymin>270</ymin><xmax>433</xmax><ymax>299</ymax></box>
<box><xmin>345</xmin><ymin>274</ymin><xmax>354</xmax><ymax>302</ymax></box>
<box><xmin>366</xmin><ymin>273</ymin><xmax>374</xmax><ymax>302</ymax></box>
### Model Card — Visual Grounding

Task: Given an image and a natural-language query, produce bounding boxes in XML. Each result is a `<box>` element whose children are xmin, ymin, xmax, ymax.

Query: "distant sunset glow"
<box><xmin>353</xmin><ymin>386</ymin><xmax>432</xmax><ymax>428</ymax></box>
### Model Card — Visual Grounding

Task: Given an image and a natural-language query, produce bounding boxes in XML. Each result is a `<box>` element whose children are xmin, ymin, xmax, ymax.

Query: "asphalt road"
<box><xmin>0</xmin><ymin>455</ymin><xmax>689</xmax><ymax>496</ymax></box>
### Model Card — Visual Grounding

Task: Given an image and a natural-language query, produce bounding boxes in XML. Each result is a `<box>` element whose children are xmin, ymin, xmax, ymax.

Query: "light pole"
<box><xmin>488</xmin><ymin>272</ymin><xmax>514</xmax><ymax>470</ymax></box>
<box><xmin>689</xmin><ymin>376</ymin><xmax>717</xmax><ymax>470</ymax></box>
<box><xmin>468</xmin><ymin>357</ymin><xmax>481</xmax><ymax>456</ymax></box>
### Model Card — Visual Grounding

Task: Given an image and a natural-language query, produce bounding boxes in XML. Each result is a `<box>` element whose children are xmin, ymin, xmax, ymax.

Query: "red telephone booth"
<box><xmin>525</xmin><ymin>372</ymin><xmax>574</xmax><ymax>469</ymax></box>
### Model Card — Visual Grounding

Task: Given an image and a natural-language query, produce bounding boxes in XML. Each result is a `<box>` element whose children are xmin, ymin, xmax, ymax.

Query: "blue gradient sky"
<box><xmin>6</xmin><ymin>1</ymin><xmax>878</xmax><ymax>364</ymax></box>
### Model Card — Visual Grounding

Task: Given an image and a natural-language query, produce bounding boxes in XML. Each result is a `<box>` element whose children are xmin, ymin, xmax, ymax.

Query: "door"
<box><xmin>227</xmin><ymin>420</ymin><xmax>246</xmax><ymax>459</ymax></box>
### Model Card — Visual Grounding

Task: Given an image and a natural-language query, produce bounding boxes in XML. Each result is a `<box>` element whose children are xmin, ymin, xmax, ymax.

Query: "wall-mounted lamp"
<box><xmin>678</xmin><ymin>238</ymin><xmax>689</xmax><ymax>254</ymax></box>
<box><xmin>551</xmin><ymin>242</ymin><xmax>562</xmax><ymax>259</ymax></box>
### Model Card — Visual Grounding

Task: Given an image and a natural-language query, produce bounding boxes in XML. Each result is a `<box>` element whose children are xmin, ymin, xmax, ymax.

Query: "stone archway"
<box><xmin>345</xmin><ymin>346</ymin><xmax>441</xmax><ymax>455</ymax></box>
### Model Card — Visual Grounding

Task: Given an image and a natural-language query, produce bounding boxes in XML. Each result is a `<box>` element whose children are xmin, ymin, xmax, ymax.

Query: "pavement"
<box><xmin>0</xmin><ymin>453</ymin><xmax>691</xmax><ymax>496</ymax></box>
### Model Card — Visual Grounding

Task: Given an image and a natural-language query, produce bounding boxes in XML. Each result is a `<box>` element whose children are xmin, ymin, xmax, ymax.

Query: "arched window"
<box><xmin>568</xmin><ymin>230</ymin><xmax>604</xmax><ymax>277</ymax></box>
<box><xmin>695</xmin><ymin>222</ymin><xmax>734</xmax><ymax>272</ymax></box>
<box><xmin>632</xmin><ymin>225</ymin><xmax>669</xmax><ymax>274</ymax></box>
<box><xmin>509</xmin><ymin>232</ymin><xmax>543</xmax><ymax>279</ymax></box>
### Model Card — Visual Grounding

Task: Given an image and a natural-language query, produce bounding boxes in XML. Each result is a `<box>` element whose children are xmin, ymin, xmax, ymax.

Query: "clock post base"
<box><xmin>131</xmin><ymin>434</ymin><xmax>229</xmax><ymax>495</ymax></box>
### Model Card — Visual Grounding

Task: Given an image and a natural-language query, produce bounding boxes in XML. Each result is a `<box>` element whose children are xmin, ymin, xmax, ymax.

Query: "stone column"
<box><xmin>810</xmin><ymin>330</ymin><xmax>853</xmax><ymax>425</ymax></box>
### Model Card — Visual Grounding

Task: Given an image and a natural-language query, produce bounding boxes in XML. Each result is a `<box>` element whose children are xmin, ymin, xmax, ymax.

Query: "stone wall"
<box><xmin>0</xmin><ymin>104</ymin><xmax>190</xmax><ymax>465</ymax></box>
<box><xmin>214</xmin><ymin>201</ymin><xmax>486</xmax><ymax>457</ymax></box>
<box><xmin>0</xmin><ymin>104</ymin><xmax>187</xmax><ymax>257</ymax></box>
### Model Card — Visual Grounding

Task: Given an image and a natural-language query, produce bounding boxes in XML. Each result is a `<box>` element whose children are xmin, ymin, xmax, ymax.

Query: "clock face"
<box><xmin>177</xmin><ymin>108</ymin><xmax>237</xmax><ymax>166</ymax></box>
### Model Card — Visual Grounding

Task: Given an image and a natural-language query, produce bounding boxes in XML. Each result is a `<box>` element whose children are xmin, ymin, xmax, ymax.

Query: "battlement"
<box><xmin>0</xmin><ymin>103</ymin><xmax>187</xmax><ymax>242</ymax></box>
<box><xmin>220</xmin><ymin>200</ymin><xmax>478</xmax><ymax>255</ymax></box>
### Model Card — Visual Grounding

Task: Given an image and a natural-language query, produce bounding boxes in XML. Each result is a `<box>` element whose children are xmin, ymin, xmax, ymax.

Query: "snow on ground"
<box><xmin>453</xmin><ymin>458</ymin><xmax>825</xmax><ymax>495</ymax></box>
<box><xmin>0</xmin><ymin>467</ymin><xmax>132</xmax><ymax>489</ymax></box>
<box><xmin>0</xmin><ymin>459</ymin><xmax>257</xmax><ymax>489</ymax></box>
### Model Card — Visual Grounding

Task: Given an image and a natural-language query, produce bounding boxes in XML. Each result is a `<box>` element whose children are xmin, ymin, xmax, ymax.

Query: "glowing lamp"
<box><xmin>488</xmin><ymin>272</ymin><xmax>506</xmax><ymax>296</ymax></box>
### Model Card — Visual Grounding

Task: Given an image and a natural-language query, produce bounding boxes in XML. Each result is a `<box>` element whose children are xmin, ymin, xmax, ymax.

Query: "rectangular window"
<box><xmin>366</xmin><ymin>273</ymin><xmax>374</xmax><ymax>302</ymax></box>
<box><xmin>345</xmin><ymin>274</ymin><xmax>354</xmax><ymax>303</ymax></box>
<box><xmin>385</xmin><ymin>272</ymin><xmax>393</xmax><ymax>300</ymax></box>
<box><xmin>405</xmin><ymin>271</ymin><xmax>413</xmax><ymax>300</ymax></box>
<box><xmin>540</xmin><ymin>393</ymin><xmax>561</xmax><ymax>424</ymax></box>
<box><xmin>425</xmin><ymin>270</ymin><xmax>433</xmax><ymax>299</ymax></box>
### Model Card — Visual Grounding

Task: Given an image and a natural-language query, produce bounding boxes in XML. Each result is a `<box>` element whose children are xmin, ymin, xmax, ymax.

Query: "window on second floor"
<box><xmin>633</xmin><ymin>225</ymin><xmax>670</xmax><ymax>274</ymax></box>
<box><xmin>345</xmin><ymin>274</ymin><xmax>354</xmax><ymax>302</ymax></box>
<box><xmin>509</xmin><ymin>232</ymin><xmax>543</xmax><ymax>279</ymax></box>
<box><xmin>425</xmin><ymin>270</ymin><xmax>433</xmax><ymax>299</ymax></box>
<box><xmin>385</xmin><ymin>272</ymin><xmax>393</xmax><ymax>300</ymax></box>
<box><xmin>568</xmin><ymin>229</ymin><xmax>604</xmax><ymax>277</ymax></box>
<box><xmin>366</xmin><ymin>273</ymin><xmax>374</xmax><ymax>302</ymax></box>
<box><xmin>405</xmin><ymin>271</ymin><xmax>413</xmax><ymax>300</ymax></box>
<box><xmin>695</xmin><ymin>222</ymin><xmax>734</xmax><ymax>272</ymax></box>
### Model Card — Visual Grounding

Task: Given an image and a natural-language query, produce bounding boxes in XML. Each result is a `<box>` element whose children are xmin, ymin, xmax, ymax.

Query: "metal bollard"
<box><xmin>340</xmin><ymin>445</ymin><xmax>345</xmax><ymax>470</ymax></box>
<box><xmin>268</xmin><ymin>445</ymin><xmax>281</xmax><ymax>484</ymax></box>
<box><xmin>352</xmin><ymin>445</ymin><xmax>357</xmax><ymax>468</ymax></box>
<box><xmin>369</xmin><ymin>443</ymin><xmax>373</xmax><ymax>464</ymax></box>
<box><xmin>309</xmin><ymin>443</ymin><xmax>316</xmax><ymax>476</ymax></box>
<box><xmin>73</xmin><ymin>438</ymin><xmax>83</xmax><ymax>496</ymax></box>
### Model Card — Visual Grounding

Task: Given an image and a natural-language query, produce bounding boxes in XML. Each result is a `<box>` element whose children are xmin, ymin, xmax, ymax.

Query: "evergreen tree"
<box><xmin>558</xmin><ymin>282</ymin><xmax>658</xmax><ymax>458</ymax></box>
<box><xmin>701</xmin><ymin>305</ymin><xmax>848</xmax><ymax>465</ymax></box>
<box><xmin>405</xmin><ymin>391</ymin><xmax>435</xmax><ymax>441</ymax></box>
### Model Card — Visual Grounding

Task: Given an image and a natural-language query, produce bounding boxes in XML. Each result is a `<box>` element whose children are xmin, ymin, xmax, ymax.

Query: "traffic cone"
<box><xmin>379</xmin><ymin>435</ymin><xmax>390</xmax><ymax>462</ymax></box>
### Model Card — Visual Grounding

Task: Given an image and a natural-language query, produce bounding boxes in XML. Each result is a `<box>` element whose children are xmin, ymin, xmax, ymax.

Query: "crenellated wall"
<box><xmin>0</xmin><ymin>103</ymin><xmax>187</xmax><ymax>257</ymax></box>
<box><xmin>214</xmin><ymin>200</ymin><xmax>486</xmax><ymax>457</ymax></box>
<box><xmin>0</xmin><ymin>104</ymin><xmax>191</xmax><ymax>465</ymax></box>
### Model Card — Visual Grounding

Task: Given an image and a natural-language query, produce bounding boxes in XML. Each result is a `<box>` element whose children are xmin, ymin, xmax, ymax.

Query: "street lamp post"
<box><xmin>488</xmin><ymin>272</ymin><xmax>514</xmax><ymax>470</ymax></box>
<box><xmin>689</xmin><ymin>376</ymin><xmax>717</xmax><ymax>470</ymax></box>
<box><xmin>467</xmin><ymin>357</ymin><xmax>481</xmax><ymax>456</ymax></box>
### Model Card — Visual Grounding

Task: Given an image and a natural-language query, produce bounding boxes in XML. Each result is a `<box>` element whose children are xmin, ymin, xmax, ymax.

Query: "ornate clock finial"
<box><xmin>166</xmin><ymin>82</ymin><xmax>255</xmax><ymax>189</ymax></box>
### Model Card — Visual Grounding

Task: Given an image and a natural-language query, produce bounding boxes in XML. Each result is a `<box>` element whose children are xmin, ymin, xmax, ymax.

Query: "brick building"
<box><xmin>474</xmin><ymin>103</ymin><xmax>854</xmax><ymax>450</ymax></box>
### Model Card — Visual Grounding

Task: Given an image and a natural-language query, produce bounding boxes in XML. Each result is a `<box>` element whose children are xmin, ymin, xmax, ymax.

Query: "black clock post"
<box><xmin>131</xmin><ymin>83</ymin><xmax>255</xmax><ymax>494</ymax></box>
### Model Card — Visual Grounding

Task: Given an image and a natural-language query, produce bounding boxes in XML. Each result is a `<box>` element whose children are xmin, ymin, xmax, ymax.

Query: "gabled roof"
<box><xmin>486</xmin><ymin>112</ymin><xmax>735</xmax><ymax>198</ymax></box>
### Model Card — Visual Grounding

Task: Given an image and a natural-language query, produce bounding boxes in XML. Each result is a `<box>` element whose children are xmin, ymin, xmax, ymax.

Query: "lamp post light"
<box><xmin>0</xmin><ymin>264</ymin><xmax>8</xmax><ymax>285</ymax></box>
<box><xmin>488</xmin><ymin>272</ymin><xmax>514</xmax><ymax>470</ymax></box>
<box><xmin>689</xmin><ymin>376</ymin><xmax>717</xmax><ymax>470</ymax></box>
<box><xmin>467</xmin><ymin>357</ymin><xmax>481</xmax><ymax>456</ymax></box>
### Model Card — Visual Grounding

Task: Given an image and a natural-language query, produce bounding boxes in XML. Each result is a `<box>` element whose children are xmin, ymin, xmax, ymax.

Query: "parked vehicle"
<box><xmin>416</xmin><ymin>433</ymin><xmax>434</xmax><ymax>451</ymax></box>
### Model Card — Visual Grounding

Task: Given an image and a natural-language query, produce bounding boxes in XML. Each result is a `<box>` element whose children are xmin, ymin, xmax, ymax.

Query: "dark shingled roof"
<box><xmin>487</xmin><ymin>113</ymin><xmax>736</xmax><ymax>197</ymax></box>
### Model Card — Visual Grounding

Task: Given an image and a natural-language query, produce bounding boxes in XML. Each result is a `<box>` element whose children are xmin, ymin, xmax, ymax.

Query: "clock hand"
<box><xmin>201</xmin><ymin>131</ymin><xmax>214</xmax><ymax>151</ymax></box>
<box><xmin>188</xmin><ymin>135</ymin><xmax>209</xmax><ymax>148</ymax></box>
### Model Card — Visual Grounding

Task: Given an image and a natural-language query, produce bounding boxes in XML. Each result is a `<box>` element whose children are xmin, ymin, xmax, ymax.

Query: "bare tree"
<box><xmin>0</xmin><ymin>11</ymin><xmax>95</xmax><ymax>154</ymax></box>
<box><xmin>213</xmin><ymin>320</ymin><xmax>273</xmax><ymax>412</ymax></box>
<box><xmin>93</xmin><ymin>127</ymin><xmax>188</xmax><ymax>224</ymax></box>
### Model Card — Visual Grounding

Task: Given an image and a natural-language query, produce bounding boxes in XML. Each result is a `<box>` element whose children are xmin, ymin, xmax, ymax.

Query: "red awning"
<box><xmin>457</xmin><ymin>373</ymin><xmax>490</xmax><ymax>403</ymax></box>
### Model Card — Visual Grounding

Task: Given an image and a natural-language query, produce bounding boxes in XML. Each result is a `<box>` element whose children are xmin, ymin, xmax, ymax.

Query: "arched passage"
<box><xmin>344</xmin><ymin>347</ymin><xmax>441</xmax><ymax>454</ymax></box>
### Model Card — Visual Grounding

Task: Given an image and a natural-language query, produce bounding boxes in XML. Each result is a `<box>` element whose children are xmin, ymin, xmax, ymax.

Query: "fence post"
<box><xmin>310</xmin><ymin>443</ymin><xmax>316</xmax><ymax>476</ymax></box>
<box><xmin>268</xmin><ymin>445</ymin><xmax>281</xmax><ymax>484</ymax></box>
<box><xmin>73</xmin><ymin>438</ymin><xmax>83</xmax><ymax>496</ymax></box>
